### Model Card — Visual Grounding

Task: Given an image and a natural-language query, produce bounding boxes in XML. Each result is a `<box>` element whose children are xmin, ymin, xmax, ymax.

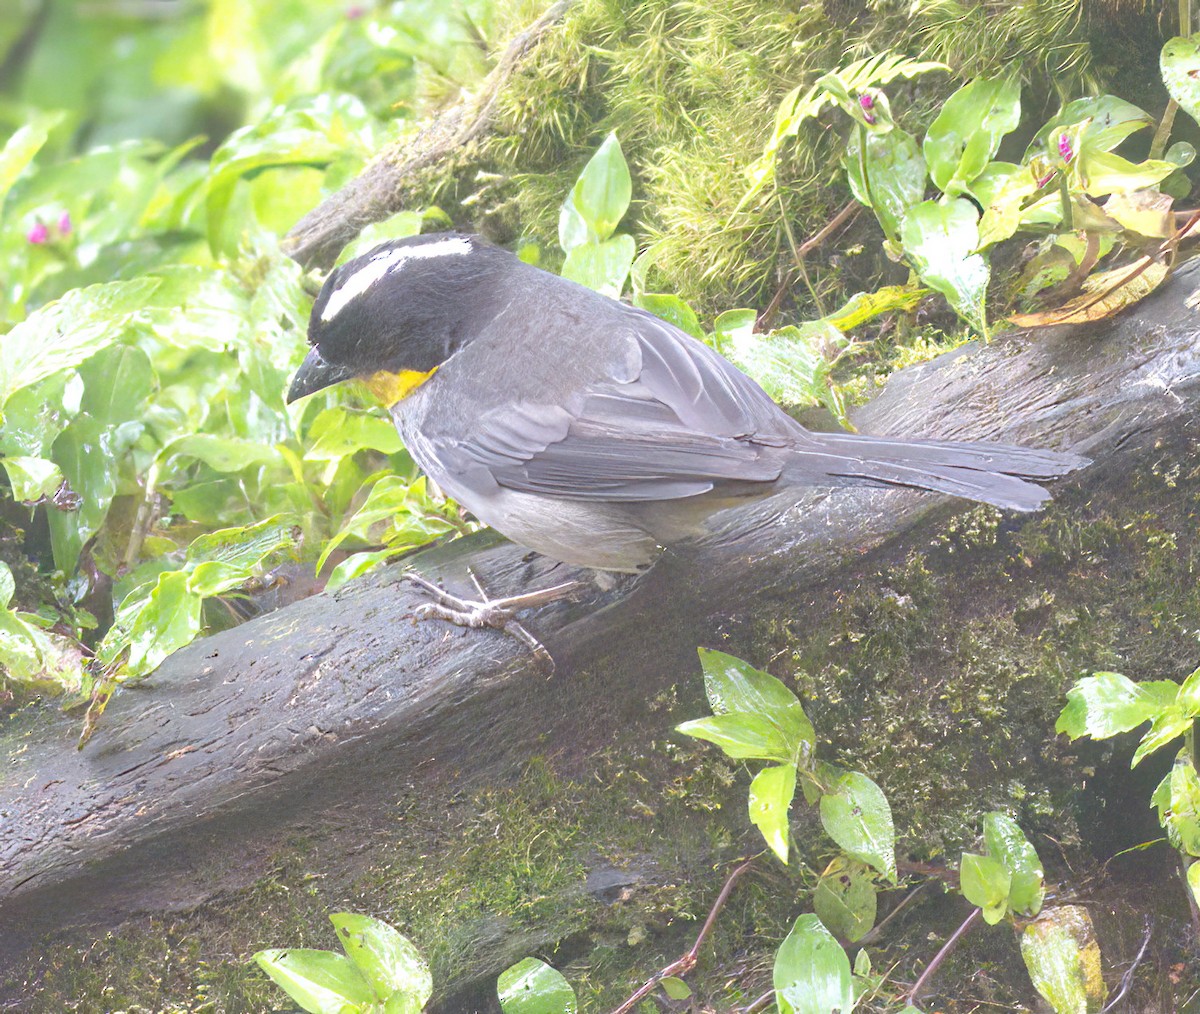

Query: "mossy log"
<box><xmin>4</xmin><ymin>267</ymin><xmax>1200</xmax><ymax>1010</ymax></box>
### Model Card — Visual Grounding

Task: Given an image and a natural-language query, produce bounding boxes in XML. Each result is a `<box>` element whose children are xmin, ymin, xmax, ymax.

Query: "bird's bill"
<box><xmin>286</xmin><ymin>348</ymin><xmax>357</xmax><ymax>403</ymax></box>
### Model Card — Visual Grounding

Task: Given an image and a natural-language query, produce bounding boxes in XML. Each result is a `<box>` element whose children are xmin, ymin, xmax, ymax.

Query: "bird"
<box><xmin>287</xmin><ymin>232</ymin><xmax>1087</xmax><ymax>656</ymax></box>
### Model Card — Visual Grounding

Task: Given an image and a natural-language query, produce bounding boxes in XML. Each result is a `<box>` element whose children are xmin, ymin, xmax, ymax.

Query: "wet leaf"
<box><xmin>924</xmin><ymin>76</ymin><xmax>1021</xmax><ymax>195</ymax></box>
<box><xmin>330</xmin><ymin>913</ymin><xmax>431</xmax><ymax>1006</ymax></box>
<box><xmin>960</xmin><ymin>852</ymin><xmax>1011</xmax><ymax>924</ymax></box>
<box><xmin>561</xmin><ymin>234</ymin><xmax>636</xmax><ymax>298</ymax></box>
<box><xmin>899</xmin><ymin>198</ymin><xmax>989</xmax><ymax>334</ymax></box>
<box><xmin>253</xmin><ymin>947</ymin><xmax>374</xmax><ymax>1014</ymax></box>
<box><xmin>813</xmin><ymin>857</ymin><xmax>878</xmax><ymax>942</ymax></box>
<box><xmin>983</xmin><ymin>812</ymin><xmax>1045</xmax><ymax>917</ymax></box>
<box><xmin>696</xmin><ymin>648</ymin><xmax>815</xmax><ymax>754</ymax></box>
<box><xmin>676</xmin><ymin>713</ymin><xmax>795</xmax><ymax>763</ymax></box>
<box><xmin>749</xmin><ymin>763</ymin><xmax>797</xmax><ymax>863</ymax></box>
<box><xmin>1163</xmin><ymin>33</ymin><xmax>1200</xmax><ymax>130</ymax></box>
<box><xmin>1020</xmin><ymin>906</ymin><xmax>1106</xmax><ymax>1014</ymax></box>
<box><xmin>497</xmin><ymin>957</ymin><xmax>577</xmax><ymax>1014</ymax></box>
<box><xmin>1009</xmin><ymin>259</ymin><xmax>1169</xmax><ymax>327</ymax></box>
<box><xmin>819</xmin><ymin>771</ymin><xmax>896</xmax><ymax>882</ymax></box>
<box><xmin>774</xmin><ymin>914</ymin><xmax>854</xmax><ymax>1014</ymax></box>
<box><xmin>844</xmin><ymin>127</ymin><xmax>926</xmax><ymax>240</ymax></box>
<box><xmin>568</xmin><ymin>132</ymin><xmax>631</xmax><ymax>244</ymax></box>
<box><xmin>1</xmin><ymin>455</ymin><xmax>64</xmax><ymax>503</ymax></box>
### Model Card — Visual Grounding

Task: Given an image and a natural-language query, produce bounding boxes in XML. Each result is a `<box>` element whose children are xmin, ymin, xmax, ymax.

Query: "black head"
<box><xmin>286</xmin><ymin>232</ymin><xmax>514</xmax><ymax>404</ymax></box>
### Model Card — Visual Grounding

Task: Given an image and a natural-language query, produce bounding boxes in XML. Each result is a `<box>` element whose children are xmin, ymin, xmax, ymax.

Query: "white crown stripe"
<box><xmin>320</xmin><ymin>237</ymin><xmax>472</xmax><ymax>322</ymax></box>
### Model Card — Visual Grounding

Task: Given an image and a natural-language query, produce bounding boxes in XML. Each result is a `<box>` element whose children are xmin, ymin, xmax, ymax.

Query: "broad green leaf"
<box><xmin>1019</xmin><ymin>907</ymin><xmax>1106</xmax><ymax>1014</ymax></box>
<box><xmin>676</xmin><ymin>713</ymin><xmax>794</xmax><ymax>763</ymax></box>
<box><xmin>558</xmin><ymin>189</ymin><xmax>590</xmax><ymax>253</ymax></box>
<box><xmin>1073</xmin><ymin>149</ymin><xmax>1176</xmax><ymax>198</ymax></box>
<box><xmin>825</xmin><ymin>286</ymin><xmax>925</xmax><ymax>331</ymax></box>
<box><xmin>318</xmin><ymin>475</ymin><xmax>418</xmax><ymax>573</ymax></box>
<box><xmin>660</xmin><ymin>976</ymin><xmax>691</xmax><ymax>1000</ymax></box>
<box><xmin>164</xmin><ymin>433</ymin><xmax>281</xmax><ymax>473</ymax></box>
<box><xmin>697</xmin><ymin>648</ymin><xmax>814</xmax><ymax>752</ymax></box>
<box><xmin>1</xmin><ymin>456</ymin><xmax>63</xmax><ymax>503</ymax></box>
<box><xmin>1133</xmin><ymin>710</ymin><xmax>1194</xmax><ymax>767</ymax></box>
<box><xmin>570</xmin><ymin>132</ymin><xmax>631</xmax><ymax>242</ymax></box>
<box><xmin>813</xmin><ymin>857</ymin><xmax>878</xmax><ymax>943</ymax></box>
<box><xmin>0</xmin><ymin>604</ymin><xmax>85</xmax><ymax>695</ymax></box>
<box><xmin>0</xmin><ymin>563</ymin><xmax>13</xmax><ymax>609</ymax></box>
<box><xmin>749</xmin><ymin>763</ymin><xmax>797</xmax><ymax>863</ymax></box>
<box><xmin>186</xmin><ymin>515</ymin><xmax>296</xmax><ymax>572</ymax></box>
<box><xmin>983</xmin><ymin>812</ymin><xmax>1045</xmax><ymax>917</ymax></box>
<box><xmin>718</xmin><ymin>321</ymin><xmax>848</xmax><ymax>425</ymax></box>
<box><xmin>561</xmin><ymin>234</ymin><xmax>636</xmax><ymax>298</ymax></box>
<box><xmin>0</xmin><ymin>278</ymin><xmax>161</xmax><ymax>405</ymax></box>
<box><xmin>773</xmin><ymin>914</ymin><xmax>854</xmax><ymax>1014</ymax></box>
<box><xmin>330</xmin><ymin>913</ymin><xmax>431</xmax><ymax>1006</ymax></box>
<box><xmin>253</xmin><ymin>947</ymin><xmax>375</xmax><ymax>1014</ymax></box>
<box><xmin>0</xmin><ymin>112</ymin><xmax>64</xmax><ymax>208</ymax></box>
<box><xmin>77</xmin><ymin>345</ymin><xmax>155</xmax><ymax>430</ymax></box>
<box><xmin>1163</xmin><ymin>34</ymin><xmax>1200</xmax><ymax>130</ymax></box>
<box><xmin>1177</xmin><ymin>665</ymin><xmax>1200</xmax><ymax>712</ymax></box>
<box><xmin>122</xmin><ymin>570</ymin><xmax>204</xmax><ymax>676</ymax></box>
<box><xmin>844</xmin><ymin>127</ymin><xmax>926</xmax><ymax>241</ymax></box>
<box><xmin>0</xmin><ymin>371</ymin><xmax>81</xmax><ymax>459</ymax></box>
<box><xmin>899</xmin><ymin>198</ymin><xmax>989</xmax><ymax>334</ymax></box>
<box><xmin>46</xmin><ymin>415</ymin><xmax>120</xmax><ymax>574</ymax></box>
<box><xmin>304</xmin><ymin>407</ymin><xmax>403</xmax><ymax>461</ymax></box>
<box><xmin>634</xmin><ymin>293</ymin><xmax>704</xmax><ymax>339</ymax></box>
<box><xmin>1188</xmin><ymin>862</ymin><xmax>1200</xmax><ymax>909</ymax></box>
<box><xmin>325</xmin><ymin>549</ymin><xmax>407</xmax><ymax>594</ymax></box>
<box><xmin>959</xmin><ymin>852</ymin><xmax>1011</xmax><ymax>924</ymax></box>
<box><xmin>497</xmin><ymin>957</ymin><xmax>577</xmax><ymax>1014</ymax></box>
<box><xmin>1056</xmin><ymin>672</ymin><xmax>1181</xmax><ymax>740</ymax></box>
<box><xmin>819</xmin><ymin>771</ymin><xmax>896</xmax><ymax>882</ymax></box>
<box><xmin>1164</xmin><ymin>754</ymin><xmax>1200</xmax><ymax>855</ymax></box>
<box><xmin>1030</xmin><ymin>96</ymin><xmax>1154</xmax><ymax>161</ymax></box>
<box><xmin>924</xmin><ymin>76</ymin><xmax>1021</xmax><ymax>194</ymax></box>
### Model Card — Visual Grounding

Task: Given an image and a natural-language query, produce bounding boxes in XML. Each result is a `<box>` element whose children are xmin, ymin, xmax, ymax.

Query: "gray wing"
<box><xmin>437</xmin><ymin>309</ymin><xmax>794</xmax><ymax>503</ymax></box>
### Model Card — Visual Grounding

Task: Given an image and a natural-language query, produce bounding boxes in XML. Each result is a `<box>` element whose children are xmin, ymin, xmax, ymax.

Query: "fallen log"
<box><xmin>3</xmin><ymin>264</ymin><xmax>1200</xmax><ymax>1010</ymax></box>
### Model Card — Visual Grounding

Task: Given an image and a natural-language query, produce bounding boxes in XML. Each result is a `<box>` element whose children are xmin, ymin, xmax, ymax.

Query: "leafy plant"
<box><xmin>1058</xmin><ymin>664</ymin><xmax>1200</xmax><ymax>912</ymax></box>
<box><xmin>496</xmin><ymin>957</ymin><xmax>578</xmax><ymax>1014</ymax></box>
<box><xmin>677</xmin><ymin>648</ymin><xmax>896</xmax><ymax>942</ymax></box>
<box><xmin>254</xmin><ymin>912</ymin><xmax>432</xmax><ymax>1014</ymax></box>
<box><xmin>558</xmin><ymin>131</ymin><xmax>636</xmax><ymax>297</ymax></box>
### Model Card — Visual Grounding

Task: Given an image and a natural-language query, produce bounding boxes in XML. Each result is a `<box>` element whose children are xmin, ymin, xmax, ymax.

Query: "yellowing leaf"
<box><xmin>1010</xmin><ymin>259</ymin><xmax>1169</xmax><ymax>327</ymax></box>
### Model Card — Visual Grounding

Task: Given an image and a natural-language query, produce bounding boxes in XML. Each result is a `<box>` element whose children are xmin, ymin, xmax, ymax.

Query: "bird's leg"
<box><xmin>400</xmin><ymin>569</ymin><xmax>584</xmax><ymax>671</ymax></box>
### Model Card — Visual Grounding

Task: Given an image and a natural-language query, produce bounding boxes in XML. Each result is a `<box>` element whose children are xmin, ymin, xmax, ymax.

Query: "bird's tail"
<box><xmin>782</xmin><ymin>431</ymin><xmax>1089</xmax><ymax>512</ymax></box>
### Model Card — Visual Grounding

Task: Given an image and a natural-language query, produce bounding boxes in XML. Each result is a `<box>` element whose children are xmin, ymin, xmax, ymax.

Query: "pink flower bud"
<box><xmin>1057</xmin><ymin>133</ymin><xmax>1074</xmax><ymax>163</ymax></box>
<box><xmin>58</xmin><ymin>211</ymin><xmax>72</xmax><ymax>236</ymax></box>
<box><xmin>345</xmin><ymin>4</ymin><xmax>366</xmax><ymax>17</ymax></box>
<box><xmin>858</xmin><ymin>93</ymin><xmax>874</xmax><ymax>111</ymax></box>
<box><xmin>26</xmin><ymin>222</ymin><xmax>48</xmax><ymax>244</ymax></box>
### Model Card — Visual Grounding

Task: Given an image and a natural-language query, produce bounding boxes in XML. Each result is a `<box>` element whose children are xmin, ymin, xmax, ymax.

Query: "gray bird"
<box><xmin>287</xmin><ymin>233</ymin><xmax>1086</xmax><ymax>649</ymax></box>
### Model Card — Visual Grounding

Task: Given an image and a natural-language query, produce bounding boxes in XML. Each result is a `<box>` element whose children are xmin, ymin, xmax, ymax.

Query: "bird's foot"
<box><xmin>400</xmin><ymin>569</ymin><xmax>583</xmax><ymax>673</ymax></box>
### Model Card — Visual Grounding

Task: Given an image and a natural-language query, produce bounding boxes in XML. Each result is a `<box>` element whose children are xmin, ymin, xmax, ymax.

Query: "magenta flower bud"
<box><xmin>58</xmin><ymin>210</ymin><xmax>72</xmax><ymax>236</ymax></box>
<box><xmin>1057</xmin><ymin>133</ymin><xmax>1074</xmax><ymax>163</ymax></box>
<box><xmin>345</xmin><ymin>3</ymin><xmax>366</xmax><ymax>17</ymax></box>
<box><xmin>26</xmin><ymin>222</ymin><xmax>48</xmax><ymax>244</ymax></box>
<box><xmin>859</xmin><ymin>93</ymin><xmax>874</xmax><ymax>111</ymax></box>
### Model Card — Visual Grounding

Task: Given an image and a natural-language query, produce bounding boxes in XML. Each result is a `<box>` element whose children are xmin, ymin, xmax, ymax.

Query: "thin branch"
<box><xmin>608</xmin><ymin>856</ymin><xmax>758</xmax><ymax>1014</ymax></box>
<box><xmin>1098</xmin><ymin>916</ymin><xmax>1152</xmax><ymax>1014</ymax></box>
<box><xmin>906</xmin><ymin>906</ymin><xmax>982</xmax><ymax>1010</ymax></box>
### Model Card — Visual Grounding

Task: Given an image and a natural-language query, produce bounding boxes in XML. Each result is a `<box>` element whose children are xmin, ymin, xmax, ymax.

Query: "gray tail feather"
<box><xmin>785</xmin><ymin>432</ymin><xmax>1090</xmax><ymax>512</ymax></box>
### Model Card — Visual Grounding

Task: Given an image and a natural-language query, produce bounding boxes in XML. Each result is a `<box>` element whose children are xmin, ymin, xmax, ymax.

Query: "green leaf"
<box><xmin>497</xmin><ymin>957</ymin><xmax>577</xmax><ymax>1014</ymax></box>
<box><xmin>633</xmin><ymin>293</ymin><xmax>704</xmax><ymax>339</ymax></box>
<box><xmin>1163</xmin><ymin>34</ymin><xmax>1200</xmax><ymax>130</ymax></box>
<box><xmin>325</xmin><ymin>549</ymin><xmax>407</xmax><ymax>595</ymax></box>
<box><xmin>1188</xmin><ymin>862</ymin><xmax>1200</xmax><ymax>909</ymax></box>
<box><xmin>924</xmin><ymin>76</ymin><xmax>1022</xmax><ymax>194</ymax></box>
<box><xmin>819</xmin><ymin>771</ymin><xmax>896</xmax><ymax>882</ymax></box>
<box><xmin>960</xmin><ymin>852</ymin><xmax>1011</xmax><ymax>925</ymax></box>
<box><xmin>330</xmin><ymin>913</ymin><xmax>431</xmax><ymax>1007</ymax></box>
<box><xmin>305</xmin><ymin>407</ymin><xmax>403</xmax><ymax>461</ymax></box>
<box><xmin>46</xmin><ymin>415</ymin><xmax>120</xmax><ymax>574</ymax></box>
<box><xmin>0</xmin><ymin>562</ymin><xmax>13</xmax><ymax>610</ymax></box>
<box><xmin>813</xmin><ymin>857</ymin><xmax>878</xmax><ymax>943</ymax></box>
<box><xmin>1056</xmin><ymin>672</ymin><xmax>1181</xmax><ymax>740</ymax></box>
<box><xmin>164</xmin><ymin>433</ymin><xmax>281</xmax><ymax>473</ymax></box>
<box><xmin>1031</xmin><ymin>95</ymin><xmax>1154</xmax><ymax>160</ymax></box>
<box><xmin>560</xmin><ymin>234</ymin><xmax>636</xmax><ymax>298</ymax></box>
<box><xmin>773</xmin><ymin>914</ymin><xmax>855</xmax><ymax>1014</ymax></box>
<box><xmin>569</xmin><ymin>132</ymin><xmax>631</xmax><ymax>243</ymax></box>
<box><xmin>844</xmin><ymin>127</ymin><xmax>926</xmax><ymax>241</ymax></box>
<box><xmin>983</xmin><ymin>812</ymin><xmax>1045</xmax><ymax>917</ymax></box>
<box><xmin>77</xmin><ymin>344</ymin><xmax>155</xmax><ymax>430</ymax></box>
<box><xmin>0</xmin><ymin>278</ymin><xmax>161</xmax><ymax>406</ymax></box>
<box><xmin>1133</xmin><ymin>710</ymin><xmax>1194</xmax><ymax>767</ymax></box>
<box><xmin>660</xmin><ymin>976</ymin><xmax>692</xmax><ymax>1000</ymax></box>
<box><xmin>696</xmin><ymin>648</ymin><xmax>814</xmax><ymax>754</ymax></box>
<box><xmin>253</xmin><ymin>947</ymin><xmax>375</xmax><ymax>1014</ymax></box>
<box><xmin>121</xmin><ymin>570</ymin><xmax>204</xmax><ymax>677</ymax></box>
<box><xmin>1019</xmin><ymin>907</ymin><xmax>1106</xmax><ymax>1014</ymax></box>
<box><xmin>749</xmin><ymin>763</ymin><xmax>797</xmax><ymax>863</ymax></box>
<box><xmin>899</xmin><ymin>198</ymin><xmax>989</xmax><ymax>334</ymax></box>
<box><xmin>1164</xmin><ymin>754</ymin><xmax>1200</xmax><ymax>855</ymax></box>
<box><xmin>1</xmin><ymin>456</ymin><xmax>63</xmax><ymax>503</ymax></box>
<box><xmin>716</xmin><ymin>321</ymin><xmax>848</xmax><ymax>425</ymax></box>
<box><xmin>676</xmin><ymin>713</ymin><xmax>794</xmax><ymax>763</ymax></box>
<box><xmin>0</xmin><ymin>112</ymin><xmax>64</xmax><ymax>208</ymax></box>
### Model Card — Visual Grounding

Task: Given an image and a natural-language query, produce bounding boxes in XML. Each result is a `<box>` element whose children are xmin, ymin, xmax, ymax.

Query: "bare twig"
<box><xmin>906</xmin><ymin>906</ymin><xmax>982</xmax><ymax>1010</ymax></box>
<box><xmin>1098</xmin><ymin>916</ymin><xmax>1152</xmax><ymax>1014</ymax></box>
<box><xmin>740</xmin><ymin>988</ymin><xmax>775</xmax><ymax>1013</ymax></box>
<box><xmin>608</xmin><ymin>856</ymin><xmax>758</xmax><ymax>1014</ymax></box>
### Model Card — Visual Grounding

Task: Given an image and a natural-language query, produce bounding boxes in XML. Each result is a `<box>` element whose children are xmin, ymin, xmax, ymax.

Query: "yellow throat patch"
<box><xmin>362</xmin><ymin>367</ymin><xmax>438</xmax><ymax>406</ymax></box>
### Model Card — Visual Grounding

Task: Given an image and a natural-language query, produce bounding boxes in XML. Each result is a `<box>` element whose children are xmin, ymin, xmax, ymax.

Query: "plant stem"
<box><xmin>906</xmin><ymin>906</ymin><xmax>982</xmax><ymax>1010</ymax></box>
<box><xmin>608</xmin><ymin>856</ymin><xmax>758</xmax><ymax>1014</ymax></box>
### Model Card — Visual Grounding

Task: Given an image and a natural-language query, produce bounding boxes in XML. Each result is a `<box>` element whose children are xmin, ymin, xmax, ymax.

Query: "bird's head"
<box><xmin>286</xmin><ymin>232</ymin><xmax>505</xmax><ymax>406</ymax></box>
